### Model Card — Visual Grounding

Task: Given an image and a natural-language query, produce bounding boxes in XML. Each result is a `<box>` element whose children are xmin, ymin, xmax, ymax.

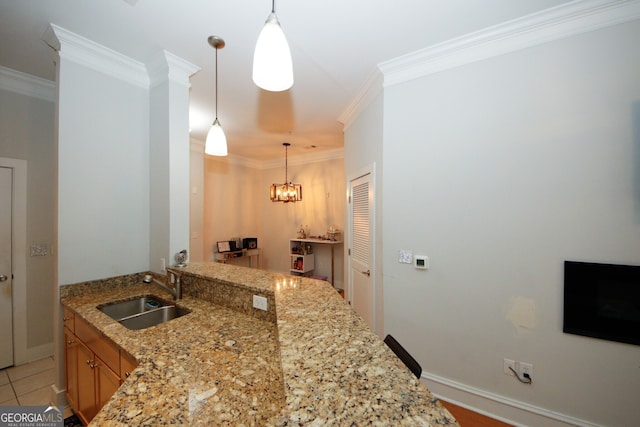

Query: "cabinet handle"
<box><xmin>67</xmin><ymin>339</ymin><xmax>75</xmax><ymax>345</ymax></box>
<box><xmin>63</xmin><ymin>317</ymin><xmax>68</xmax><ymax>321</ymax></box>
<box><xmin>125</xmin><ymin>371</ymin><xmax>131</xmax><ymax>377</ymax></box>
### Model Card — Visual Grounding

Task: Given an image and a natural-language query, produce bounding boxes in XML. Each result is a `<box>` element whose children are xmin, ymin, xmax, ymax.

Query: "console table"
<box><xmin>214</xmin><ymin>248</ymin><xmax>261</xmax><ymax>268</ymax></box>
<box><xmin>289</xmin><ymin>238</ymin><xmax>342</xmax><ymax>286</ymax></box>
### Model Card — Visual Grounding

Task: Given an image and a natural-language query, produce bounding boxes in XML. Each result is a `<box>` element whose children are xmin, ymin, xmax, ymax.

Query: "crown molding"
<box><xmin>190</xmin><ymin>137</ymin><xmax>343</xmax><ymax>170</ymax></box>
<box><xmin>259</xmin><ymin>147</ymin><xmax>344</xmax><ymax>170</ymax></box>
<box><xmin>339</xmin><ymin>69</ymin><xmax>383</xmax><ymax>131</ymax></box>
<box><xmin>43</xmin><ymin>23</ymin><xmax>150</xmax><ymax>89</ymax></box>
<box><xmin>148</xmin><ymin>50</ymin><xmax>200</xmax><ymax>89</ymax></box>
<box><xmin>0</xmin><ymin>66</ymin><xmax>55</xmax><ymax>102</ymax></box>
<box><xmin>380</xmin><ymin>0</ymin><xmax>640</xmax><ymax>87</ymax></box>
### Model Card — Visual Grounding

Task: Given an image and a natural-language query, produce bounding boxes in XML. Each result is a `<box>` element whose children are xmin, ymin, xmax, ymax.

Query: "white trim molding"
<box><xmin>380</xmin><ymin>0</ymin><xmax>640</xmax><ymax>87</ymax></box>
<box><xmin>423</xmin><ymin>372</ymin><xmax>605</xmax><ymax>427</ymax></box>
<box><xmin>339</xmin><ymin>69</ymin><xmax>383</xmax><ymax>131</ymax></box>
<box><xmin>0</xmin><ymin>158</ymin><xmax>28</xmax><ymax>366</ymax></box>
<box><xmin>0</xmin><ymin>66</ymin><xmax>55</xmax><ymax>102</ymax></box>
<box><xmin>43</xmin><ymin>23</ymin><xmax>150</xmax><ymax>88</ymax></box>
<box><xmin>148</xmin><ymin>50</ymin><xmax>200</xmax><ymax>89</ymax></box>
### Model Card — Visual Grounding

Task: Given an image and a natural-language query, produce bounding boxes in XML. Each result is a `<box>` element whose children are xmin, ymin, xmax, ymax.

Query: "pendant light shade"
<box><xmin>270</xmin><ymin>142</ymin><xmax>302</xmax><ymax>202</ymax></box>
<box><xmin>205</xmin><ymin>35</ymin><xmax>228</xmax><ymax>156</ymax></box>
<box><xmin>205</xmin><ymin>118</ymin><xmax>227</xmax><ymax>156</ymax></box>
<box><xmin>253</xmin><ymin>1</ymin><xmax>293</xmax><ymax>92</ymax></box>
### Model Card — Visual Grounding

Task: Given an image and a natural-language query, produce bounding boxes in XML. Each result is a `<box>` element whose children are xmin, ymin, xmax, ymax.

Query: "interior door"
<box><xmin>0</xmin><ymin>167</ymin><xmax>13</xmax><ymax>369</ymax></box>
<box><xmin>348</xmin><ymin>172</ymin><xmax>374</xmax><ymax>329</ymax></box>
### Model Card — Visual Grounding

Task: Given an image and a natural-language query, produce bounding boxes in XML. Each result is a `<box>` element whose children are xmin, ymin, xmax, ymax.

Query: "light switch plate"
<box><xmin>399</xmin><ymin>250</ymin><xmax>413</xmax><ymax>264</ymax></box>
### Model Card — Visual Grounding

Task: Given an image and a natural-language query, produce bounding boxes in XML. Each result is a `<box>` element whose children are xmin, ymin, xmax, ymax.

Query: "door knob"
<box><xmin>361</xmin><ymin>270</ymin><xmax>371</xmax><ymax>277</ymax></box>
<box><xmin>0</xmin><ymin>274</ymin><xmax>7</xmax><ymax>282</ymax></box>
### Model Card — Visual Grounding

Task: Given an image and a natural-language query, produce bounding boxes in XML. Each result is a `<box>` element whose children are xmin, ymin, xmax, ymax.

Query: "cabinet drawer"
<box><xmin>62</xmin><ymin>307</ymin><xmax>75</xmax><ymax>332</ymax></box>
<box><xmin>75</xmin><ymin>317</ymin><xmax>120</xmax><ymax>375</ymax></box>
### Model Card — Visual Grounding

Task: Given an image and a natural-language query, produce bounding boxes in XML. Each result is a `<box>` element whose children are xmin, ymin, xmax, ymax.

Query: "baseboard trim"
<box><xmin>50</xmin><ymin>384</ymin><xmax>67</xmax><ymax>407</ymax></box>
<box><xmin>422</xmin><ymin>372</ymin><xmax>603</xmax><ymax>427</ymax></box>
<box><xmin>25</xmin><ymin>343</ymin><xmax>54</xmax><ymax>364</ymax></box>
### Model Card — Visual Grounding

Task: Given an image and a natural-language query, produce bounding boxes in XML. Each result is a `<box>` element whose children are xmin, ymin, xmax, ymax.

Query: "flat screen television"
<box><xmin>564</xmin><ymin>261</ymin><xmax>640</xmax><ymax>346</ymax></box>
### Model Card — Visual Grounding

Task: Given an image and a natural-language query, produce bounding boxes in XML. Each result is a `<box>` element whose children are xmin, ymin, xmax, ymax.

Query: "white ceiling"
<box><xmin>0</xmin><ymin>0</ymin><xmax>570</xmax><ymax>160</ymax></box>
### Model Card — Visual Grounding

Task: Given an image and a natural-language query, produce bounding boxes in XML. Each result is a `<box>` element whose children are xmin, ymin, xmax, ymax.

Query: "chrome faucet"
<box><xmin>143</xmin><ymin>271</ymin><xmax>181</xmax><ymax>301</ymax></box>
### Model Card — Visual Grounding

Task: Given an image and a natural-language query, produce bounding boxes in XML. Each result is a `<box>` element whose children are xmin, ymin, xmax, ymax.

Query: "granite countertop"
<box><xmin>61</xmin><ymin>262</ymin><xmax>459</xmax><ymax>426</ymax></box>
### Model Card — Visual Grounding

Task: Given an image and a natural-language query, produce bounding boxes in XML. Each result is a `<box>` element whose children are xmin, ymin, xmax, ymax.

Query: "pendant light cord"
<box><xmin>215</xmin><ymin>46</ymin><xmax>219</xmax><ymax>120</ymax></box>
<box><xmin>285</xmin><ymin>143</ymin><xmax>288</xmax><ymax>183</ymax></box>
<box><xmin>271</xmin><ymin>0</ymin><xmax>275</xmax><ymax>13</ymax></box>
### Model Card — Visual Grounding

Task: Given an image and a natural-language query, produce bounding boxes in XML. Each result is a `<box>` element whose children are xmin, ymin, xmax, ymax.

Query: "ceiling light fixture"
<box><xmin>205</xmin><ymin>35</ymin><xmax>227</xmax><ymax>156</ymax></box>
<box><xmin>270</xmin><ymin>142</ymin><xmax>302</xmax><ymax>203</ymax></box>
<box><xmin>252</xmin><ymin>0</ymin><xmax>293</xmax><ymax>92</ymax></box>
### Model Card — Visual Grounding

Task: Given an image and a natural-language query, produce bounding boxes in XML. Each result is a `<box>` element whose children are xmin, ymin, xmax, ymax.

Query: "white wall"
<box><xmin>380</xmin><ymin>20</ymin><xmax>640</xmax><ymax>427</ymax></box>
<box><xmin>343</xmin><ymin>86</ymin><xmax>385</xmax><ymax>333</ymax></box>
<box><xmin>261</xmin><ymin>156</ymin><xmax>345</xmax><ymax>283</ymax></box>
<box><xmin>200</xmin><ymin>152</ymin><xmax>345</xmax><ymax>287</ymax></box>
<box><xmin>190</xmin><ymin>141</ymin><xmax>205</xmax><ymax>262</ymax></box>
<box><xmin>0</xmin><ymin>80</ymin><xmax>55</xmax><ymax>358</ymax></box>
<box><xmin>57</xmin><ymin>59</ymin><xmax>150</xmax><ymax>284</ymax></box>
<box><xmin>202</xmin><ymin>156</ymin><xmax>262</xmax><ymax>263</ymax></box>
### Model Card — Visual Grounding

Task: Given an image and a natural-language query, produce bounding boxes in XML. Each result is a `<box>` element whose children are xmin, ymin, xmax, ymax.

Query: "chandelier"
<box><xmin>270</xmin><ymin>142</ymin><xmax>302</xmax><ymax>202</ymax></box>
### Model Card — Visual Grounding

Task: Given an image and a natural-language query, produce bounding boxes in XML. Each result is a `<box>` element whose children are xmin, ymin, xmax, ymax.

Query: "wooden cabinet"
<box><xmin>120</xmin><ymin>352</ymin><xmax>137</xmax><ymax>381</ymax></box>
<box><xmin>64</xmin><ymin>310</ymin><xmax>137</xmax><ymax>425</ymax></box>
<box><xmin>76</xmin><ymin>339</ymin><xmax>97</xmax><ymax>423</ymax></box>
<box><xmin>63</xmin><ymin>327</ymin><xmax>78</xmax><ymax>410</ymax></box>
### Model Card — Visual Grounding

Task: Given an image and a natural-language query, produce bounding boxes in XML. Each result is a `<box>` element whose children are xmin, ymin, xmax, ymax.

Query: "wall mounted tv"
<box><xmin>564</xmin><ymin>261</ymin><xmax>640</xmax><ymax>346</ymax></box>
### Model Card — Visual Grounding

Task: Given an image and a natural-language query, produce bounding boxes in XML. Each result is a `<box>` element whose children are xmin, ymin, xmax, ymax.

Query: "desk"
<box><xmin>214</xmin><ymin>248</ymin><xmax>261</xmax><ymax>268</ymax></box>
<box><xmin>290</xmin><ymin>238</ymin><xmax>342</xmax><ymax>286</ymax></box>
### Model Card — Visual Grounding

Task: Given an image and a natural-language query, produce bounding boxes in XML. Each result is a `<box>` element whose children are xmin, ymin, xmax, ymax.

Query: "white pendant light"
<box><xmin>252</xmin><ymin>0</ymin><xmax>293</xmax><ymax>92</ymax></box>
<box><xmin>205</xmin><ymin>36</ymin><xmax>228</xmax><ymax>156</ymax></box>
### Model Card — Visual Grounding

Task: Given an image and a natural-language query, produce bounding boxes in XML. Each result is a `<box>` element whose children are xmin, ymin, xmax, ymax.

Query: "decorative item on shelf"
<box><xmin>174</xmin><ymin>249</ymin><xmax>188</xmax><ymax>267</ymax></box>
<box><xmin>242</xmin><ymin>237</ymin><xmax>258</xmax><ymax>249</ymax></box>
<box><xmin>270</xmin><ymin>142</ymin><xmax>302</xmax><ymax>202</ymax></box>
<box><xmin>327</xmin><ymin>225</ymin><xmax>342</xmax><ymax>241</ymax></box>
<box><xmin>305</xmin><ymin>244</ymin><xmax>313</xmax><ymax>254</ymax></box>
<box><xmin>205</xmin><ymin>35</ymin><xmax>228</xmax><ymax>156</ymax></box>
<box><xmin>253</xmin><ymin>0</ymin><xmax>293</xmax><ymax>92</ymax></box>
<box><xmin>297</xmin><ymin>224</ymin><xmax>306</xmax><ymax>239</ymax></box>
<box><xmin>231</xmin><ymin>237</ymin><xmax>242</xmax><ymax>249</ymax></box>
<box><xmin>216</xmin><ymin>241</ymin><xmax>233</xmax><ymax>253</ymax></box>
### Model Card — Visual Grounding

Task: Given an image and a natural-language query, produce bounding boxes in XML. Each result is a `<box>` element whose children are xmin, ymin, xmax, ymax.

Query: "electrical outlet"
<box><xmin>503</xmin><ymin>358</ymin><xmax>516</xmax><ymax>376</ymax></box>
<box><xmin>253</xmin><ymin>295</ymin><xmax>268</xmax><ymax>311</ymax></box>
<box><xmin>518</xmin><ymin>361</ymin><xmax>533</xmax><ymax>380</ymax></box>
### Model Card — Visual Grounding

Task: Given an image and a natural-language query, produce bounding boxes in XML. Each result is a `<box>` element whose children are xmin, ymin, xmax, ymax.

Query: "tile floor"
<box><xmin>0</xmin><ymin>357</ymin><xmax>55</xmax><ymax>407</ymax></box>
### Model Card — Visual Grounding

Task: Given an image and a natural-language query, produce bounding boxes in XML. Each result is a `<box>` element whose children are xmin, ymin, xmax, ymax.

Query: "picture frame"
<box><xmin>217</xmin><ymin>241</ymin><xmax>231</xmax><ymax>253</ymax></box>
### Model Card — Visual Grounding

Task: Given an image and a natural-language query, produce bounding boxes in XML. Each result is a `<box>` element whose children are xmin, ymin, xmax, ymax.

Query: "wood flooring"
<box><xmin>441</xmin><ymin>400</ymin><xmax>513</xmax><ymax>427</ymax></box>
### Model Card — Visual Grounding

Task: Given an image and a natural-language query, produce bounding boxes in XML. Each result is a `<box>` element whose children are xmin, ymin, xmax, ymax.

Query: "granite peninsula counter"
<box><xmin>60</xmin><ymin>262</ymin><xmax>458</xmax><ymax>426</ymax></box>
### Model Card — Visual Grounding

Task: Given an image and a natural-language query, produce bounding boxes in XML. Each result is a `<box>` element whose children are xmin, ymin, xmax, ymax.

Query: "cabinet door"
<box><xmin>63</xmin><ymin>328</ymin><xmax>78</xmax><ymax>410</ymax></box>
<box><xmin>94</xmin><ymin>357</ymin><xmax>120</xmax><ymax>412</ymax></box>
<box><xmin>76</xmin><ymin>340</ymin><xmax>97</xmax><ymax>424</ymax></box>
<box><xmin>120</xmin><ymin>352</ymin><xmax>137</xmax><ymax>382</ymax></box>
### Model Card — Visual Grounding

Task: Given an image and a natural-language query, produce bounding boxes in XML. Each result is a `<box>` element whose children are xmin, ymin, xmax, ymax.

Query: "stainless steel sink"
<box><xmin>98</xmin><ymin>295</ymin><xmax>190</xmax><ymax>330</ymax></box>
<box><xmin>118</xmin><ymin>306</ymin><xmax>191</xmax><ymax>330</ymax></box>
<box><xmin>99</xmin><ymin>295</ymin><xmax>170</xmax><ymax>319</ymax></box>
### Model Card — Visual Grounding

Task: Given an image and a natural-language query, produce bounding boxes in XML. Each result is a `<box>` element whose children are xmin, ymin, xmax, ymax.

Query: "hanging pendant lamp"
<box><xmin>205</xmin><ymin>35</ymin><xmax>228</xmax><ymax>156</ymax></box>
<box><xmin>253</xmin><ymin>0</ymin><xmax>293</xmax><ymax>92</ymax></box>
<box><xmin>270</xmin><ymin>142</ymin><xmax>302</xmax><ymax>202</ymax></box>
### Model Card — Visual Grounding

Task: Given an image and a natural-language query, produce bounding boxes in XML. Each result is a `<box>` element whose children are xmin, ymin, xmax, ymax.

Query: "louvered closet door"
<box><xmin>349</xmin><ymin>173</ymin><xmax>373</xmax><ymax>329</ymax></box>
